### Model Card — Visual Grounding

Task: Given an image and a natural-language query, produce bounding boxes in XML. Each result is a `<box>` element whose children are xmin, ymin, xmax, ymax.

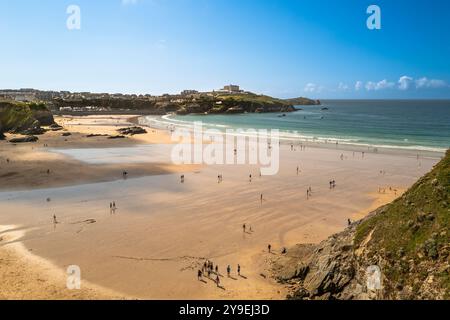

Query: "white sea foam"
<box><xmin>139</xmin><ymin>115</ymin><xmax>447</xmax><ymax>154</ymax></box>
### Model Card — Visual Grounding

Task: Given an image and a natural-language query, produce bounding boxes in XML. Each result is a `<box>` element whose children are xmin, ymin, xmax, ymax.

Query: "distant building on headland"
<box><xmin>221</xmin><ymin>84</ymin><xmax>241</xmax><ymax>93</ymax></box>
<box><xmin>181</xmin><ymin>90</ymin><xmax>199</xmax><ymax>96</ymax></box>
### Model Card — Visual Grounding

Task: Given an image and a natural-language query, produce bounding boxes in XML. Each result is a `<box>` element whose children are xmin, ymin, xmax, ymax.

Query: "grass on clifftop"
<box><xmin>355</xmin><ymin>151</ymin><xmax>450</xmax><ymax>297</ymax></box>
<box><xmin>215</xmin><ymin>93</ymin><xmax>290</xmax><ymax>106</ymax></box>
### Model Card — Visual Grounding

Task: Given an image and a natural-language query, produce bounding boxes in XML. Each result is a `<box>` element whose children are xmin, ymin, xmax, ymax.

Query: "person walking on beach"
<box><xmin>181</xmin><ymin>175</ymin><xmax>185</xmax><ymax>183</ymax></box>
<box><xmin>215</xmin><ymin>265</ymin><xmax>219</xmax><ymax>275</ymax></box>
<box><xmin>297</xmin><ymin>166</ymin><xmax>299</xmax><ymax>176</ymax></box>
<box><xmin>198</xmin><ymin>270</ymin><xmax>202</xmax><ymax>281</ymax></box>
<box><xmin>237</xmin><ymin>264</ymin><xmax>241</xmax><ymax>276</ymax></box>
<box><xmin>227</xmin><ymin>265</ymin><xmax>231</xmax><ymax>278</ymax></box>
<box><xmin>249</xmin><ymin>174</ymin><xmax>252</xmax><ymax>182</ymax></box>
<box><xmin>53</xmin><ymin>214</ymin><xmax>57</xmax><ymax>225</ymax></box>
<box><xmin>243</xmin><ymin>224</ymin><xmax>246</xmax><ymax>233</ymax></box>
<box><xmin>216</xmin><ymin>275</ymin><xmax>221</xmax><ymax>287</ymax></box>
<box><xmin>260</xmin><ymin>194</ymin><xmax>263</xmax><ymax>204</ymax></box>
<box><xmin>268</xmin><ymin>244</ymin><xmax>272</xmax><ymax>253</ymax></box>
<box><xmin>348</xmin><ymin>218</ymin><xmax>352</xmax><ymax>226</ymax></box>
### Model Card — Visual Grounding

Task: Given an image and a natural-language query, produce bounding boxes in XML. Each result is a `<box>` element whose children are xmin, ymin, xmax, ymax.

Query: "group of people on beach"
<box><xmin>109</xmin><ymin>201</ymin><xmax>117</xmax><ymax>214</ymax></box>
<box><xmin>378</xmin><ymin>186</ymin><xmax>398</xmax><ymax>196</ymax></box>
<box><xmin>329</xmin><ymin>180</ymin><xmax>337</xmax><ymax>189</ymax></box>
<box><xmin>242</xmin><ymin>223</ymin><xmax>253</xmax><ymax>233</ymax></box>
<box><xmin>306</xmin><ymin>187</ymin><xmax>312</xmax><ymax>200</ymax></box>
<box><xmin>197</xmin><ymin>260</ymin><xmax>243</xmax><ymax>288</ymax></box>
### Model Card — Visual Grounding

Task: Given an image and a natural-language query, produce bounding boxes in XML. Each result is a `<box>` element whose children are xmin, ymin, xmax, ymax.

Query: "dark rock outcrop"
<box><xmin>9</xmin><ymin>135</ymin><xmax>39</xmax><ymax>143</ymax></box>
<box><xmin>22</xmin><ymin>120</ymin><xmax>47</xmax><ymax>135</ymax></box>
<box><xmin>117</xmin><ymin>126</ymin><xmax>147</xmax><ymax>135</ymax></box>
<box><xmin>0</xmin><ymin>121</ymin><xmax>5</xmax><ymax>140</ymax></box>
<box><xmin>49</xmin><ymin>123</ymin><xmax>63</xmax><ymax>131</ymax></box>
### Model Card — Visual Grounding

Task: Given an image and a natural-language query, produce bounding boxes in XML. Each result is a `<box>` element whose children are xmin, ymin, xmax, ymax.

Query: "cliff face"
<box><xmin>0</xmin><ymin>101</ymin><xmax>54</xmax><ymax>134</ymax></box>
<box><xmin>0</xmin><ymin>121</ymin><xmax>5</xmax><ymax>140</ymax></box>
<box><xmin>274</xmin><ymin>151</ymin><xmax>449</xmax><ymax>300</ymax></box>
<box><xmin>283</xmin><ymin>97</ymin><xmax>321</xmax><ymax>106</ymax></box>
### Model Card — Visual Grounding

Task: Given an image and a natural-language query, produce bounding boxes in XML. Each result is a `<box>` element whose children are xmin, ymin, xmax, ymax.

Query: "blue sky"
<box><xmin>1</xmin><ymin>0</ymin><xmax>449</xmax><ymax>98</ymax></box>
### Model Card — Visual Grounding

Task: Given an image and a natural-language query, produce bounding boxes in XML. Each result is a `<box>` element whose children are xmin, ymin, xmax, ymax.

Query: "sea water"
<box><xmin>142</xmin><ymin>100</ymin><xmax>450</xmax><ymax>153</ymax></box>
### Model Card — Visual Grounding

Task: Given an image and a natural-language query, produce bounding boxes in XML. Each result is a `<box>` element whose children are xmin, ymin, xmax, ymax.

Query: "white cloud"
<box><xmin>398</xmin><ymin>76</ymin><xmax>413</xmax><ymax>90</ymax></box>
<box><xmin>155</xmin><ymin>39</ymin><xmax>167</xmax><ymax>50</ymax></box>
<box><xmin>304</xmin><ymin>83</ymin><xmax>323</xmax><ymax>93</ymax></box>
<box><xmin>365</xmin><ymin>79</ymin><xmax>395</xmax><ymax>91</ymax></box>
<box><xmin>338</xmin><ymin>82</ymin><xmax>349</xmax><ymax>91</ymax></box>
<box><xmin>122</xmin><ymin>0</ymin><xmax>139</xmax><ymax>5</ymax></box>
<box><xmin>355</xmin><ymin>81</ymin><xmax>363</xmax><ymax>91</ymax></box>
<box><xmin>415</xmin><ymin>77</ymin><xmax>447</xmax><ymax>89</ymax></box>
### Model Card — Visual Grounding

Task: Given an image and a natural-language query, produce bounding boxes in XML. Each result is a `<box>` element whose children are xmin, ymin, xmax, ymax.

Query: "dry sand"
<box><xmin>0</xmin><ymin>115</ymin><xmax>442</xmax><ymax>300</ymax></box>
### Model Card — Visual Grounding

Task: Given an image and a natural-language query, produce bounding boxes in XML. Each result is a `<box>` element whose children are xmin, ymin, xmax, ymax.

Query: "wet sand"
<box><xmin>0</xmin><ymin>115</ymin><xmax>442</xmax><ymax>299</ymax></box>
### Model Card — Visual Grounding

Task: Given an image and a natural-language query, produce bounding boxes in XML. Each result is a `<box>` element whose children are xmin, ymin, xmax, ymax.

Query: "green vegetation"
<box><xmin>216</xmin><ymin>93</ymin><xmax>291</xmax><ymax>107</ymax></box>
<box><xmin>0</xmin><ymin>100</ymin><xmax>53</xmax><ymax>133</ymax></box>
<box><xmin>283</xmin><ymin>97</ymin><xmax>319</xmax><ymax>106</ymax></box>
<box><xmin>0</xmin><ymin>101</ymin><xmax>35</xmax><ymax>132</ymax></box>
<box><xmin>355</xmin><ymin>151</ymin><xmax>450</xmax><ymax>297</ymax></box>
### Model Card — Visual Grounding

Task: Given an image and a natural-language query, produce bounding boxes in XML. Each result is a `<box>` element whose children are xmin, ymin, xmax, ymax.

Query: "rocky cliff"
<box><xmin>274</xmin><ymin>151</ymin><xmax>449</xmax><ymax>300</ymax></box>
<box><xmin>52</xmin><ymin>93</ymin><xmax>305</xmax><ymax>115</ymax></box>
<box><xmin>0</xmin><ymin>101</ymin><xmax>54</xmax><ymax>135</ymax></box>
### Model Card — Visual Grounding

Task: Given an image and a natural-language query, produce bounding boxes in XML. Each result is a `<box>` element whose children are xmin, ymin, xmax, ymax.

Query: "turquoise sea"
<box><xmin>142</xmin><ymin>100</ymin><xmax>450</xmax><ymax>153</ymax></box>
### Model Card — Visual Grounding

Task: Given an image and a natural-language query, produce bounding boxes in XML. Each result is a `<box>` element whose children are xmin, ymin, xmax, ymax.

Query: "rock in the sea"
<box><xmin>108</xmin><ymin>135</ymin><xmax>126</xmax><ymax>139</ymax></box>
<box><xmin>62</xmin><ymin>132</ymin><xmax>72</xmax><ymax>137</ymax></box>
<box><xmin>9</xmin><ymin>135</ymin><xmax>39</xmax><ymax>143</ymax></box>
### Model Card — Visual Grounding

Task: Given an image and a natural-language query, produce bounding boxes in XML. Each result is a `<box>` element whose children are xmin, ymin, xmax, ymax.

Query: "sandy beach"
<box><xmin>0</xmin><ymin>115</ymin><xmax>442</xmax><ymax>300</ymax></box>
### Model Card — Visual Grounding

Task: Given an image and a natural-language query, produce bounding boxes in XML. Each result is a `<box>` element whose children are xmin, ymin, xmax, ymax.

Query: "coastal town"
<box><xmin>0</xmin><ymin>86</ymin><xmax>319</xmax><ymax>115</ymax></box>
